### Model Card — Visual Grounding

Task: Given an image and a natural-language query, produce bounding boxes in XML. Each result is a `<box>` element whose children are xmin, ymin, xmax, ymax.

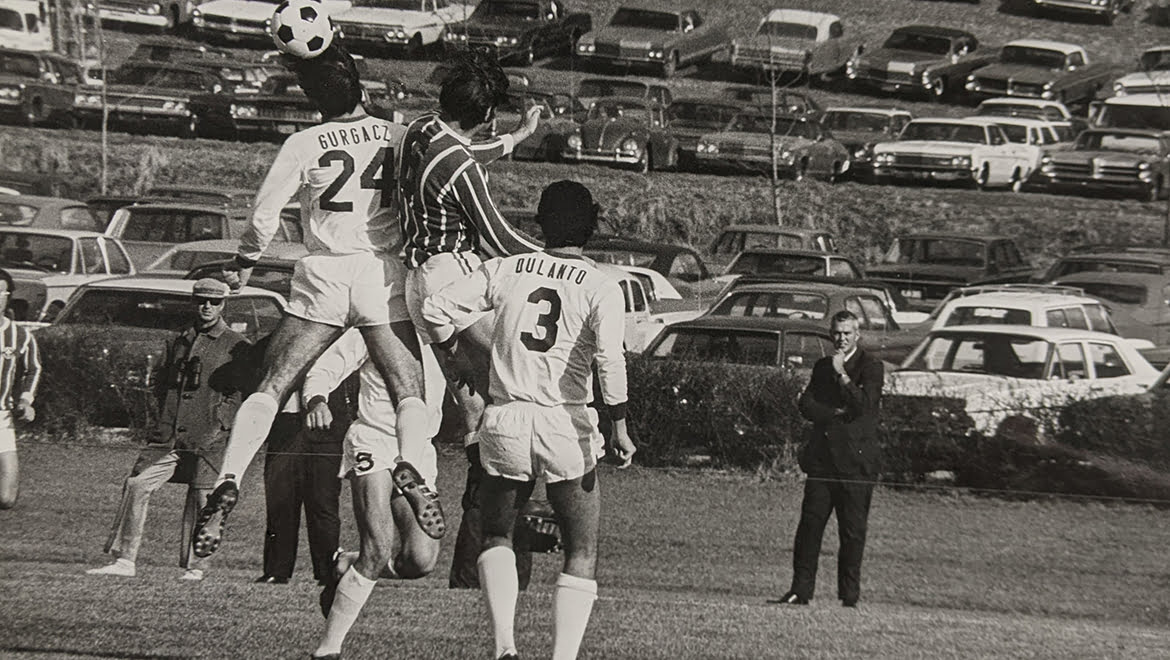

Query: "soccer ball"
<box><xmin>271</xmin><ymin>0</ymin><xmax>334</xmax><ymax>59</ymax></box>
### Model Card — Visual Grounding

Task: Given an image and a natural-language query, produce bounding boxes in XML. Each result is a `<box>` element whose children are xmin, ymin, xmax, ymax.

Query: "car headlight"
<box><xmin>874</xmin><ymin>152</ymin><xmax>893</xmax><ymax>165</ymax></box>
<box><xmin>1113</xmin><ymin>81</ymin><xmax>1126</xmax><ymax>96</ymax></box>
<box><xmin>648</xmin><ymin>49</ymin><xmax>663</xmax><ymax>59</ymax></box>
<box><xmin>620</xmin><ymin>138</ymin><xmax>641</xmax><ymax>154</ymax></box>
<box><xmin>567</xmin><ymin>134</ymin><xmax>582</xmax><ymax>150</ymax></box>
<box><xmin>162</xmin><ymin>100</ymin><xmax>187</xmax><ymax>113</ymax></box>
<box><xmin>578</xmin><ymin>43</ymin><xmax>595</xmax><ymax>53</ymax></box>
<box><xmin>951</xmin><ymin>155</ymin><xmax>972</xmax><ymax>167</ymax></box>
<box><xmin>1139</xmin><ymin>161</ymin><xmax>1151</xmax><ymax>170</ymax></box>
<box><xmin>144</xmin><ymin>2</ymin><xmax>160</xmax><ymax>14</ymax></box>
<box><xmin>0</xmin><ymin>87</ymin><xmax>20</xmax><ymax>100</ymax></box>
<box><xmin>192</xmin><ymin>8</ymin><xmax>200</xmax><ymax>17</ymax></box>
<box><xmin>778</xmin><ymin>149</ymin><xmax>795</xmax><ymax>164</ymax></box>
<box><xmin>846</xmin><ymin>59</ymin><xmax>858</xmax><ymax>78</ymax></box>
<box><xmin>230</xmin><ymin>103</ymin><xmax>256</xmax><ymax>118</ymax></box>
<box><xmin>853</xmin><ymin>145</ymin><xmax>871</xmax><ymax>160</ymax></box>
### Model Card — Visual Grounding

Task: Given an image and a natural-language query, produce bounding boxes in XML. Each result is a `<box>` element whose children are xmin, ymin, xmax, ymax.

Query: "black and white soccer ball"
<box><xmin>271</xmin><ymin>0</ymin><xmax>334</xmax><ymax>60</ymax></box>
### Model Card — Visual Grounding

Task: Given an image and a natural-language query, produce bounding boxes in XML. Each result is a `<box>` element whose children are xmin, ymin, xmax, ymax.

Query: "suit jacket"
<box><xmin>797</xmin><ymin>348</ymin><xmax>884</xmax><ymax>478</ymax></box>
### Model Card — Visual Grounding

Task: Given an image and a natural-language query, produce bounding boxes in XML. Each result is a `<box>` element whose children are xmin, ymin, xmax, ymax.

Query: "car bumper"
<box><xmin>337</xmin><ymin>28</ymin><xmax>415</xmax><ymax>46</ymax></box>
<box><xmin>847</xmin><ymin>72</ymin><xmax>937</xmax><ymax>94</ymax></box>
<box><xmin>1033</xmin><ymin>0</ymin><xmax>1113</xmax><ymax>14</ymax></box>
<box><xmin>87</xmin><ymin>7</ymin><xmax>170</xmax><ymax>27</ymax></box>
<box><xmin>1034</xmin><ymin>175</ymin><xmax>1153</xmax><ymax>196</ymax></box>
<box><xmin>731</xmin><ymin>56</ymin><xmax>808</xmax><ymax>73</ymax></box>
<box><xmin>695</xmin><ymin>152</ymin><xmax>794</xmax><ymax>172</ymax></box>
<box><xmin>74</xmin><ymin>107</ymin><xmax>192</xmax><ymax>130</ymax></box>
<box><xmin>194</xmin><ymin>24</ymin><xmax>271</xmax><ymax>41</ymax></box>
<box><xmin>578</xmin><ymin>53</ymin><xmax>668</xmax><ymax>68</ymax></box>
<box><xmin>964</xmin><ymin>83</ymin><xmax>1054</xmax><ymax>100</ymax></box>
<box><xmin>873</xmin><ymin>164</ymin><xmax>977</xmax><ymax>183</ymax></box>
<box><xmin>562</xmin><ymin>149</ymin><xmax>642</xmax><ymax>165</ymax></box>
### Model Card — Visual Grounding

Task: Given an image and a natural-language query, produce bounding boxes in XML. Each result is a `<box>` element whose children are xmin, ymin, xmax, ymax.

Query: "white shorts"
<box><xmin>0</xmin><ymin>411</ymin><xmax>13</xmax><ymax>454</ymax></box>
<box><xmin>476</xmin><ymin>401</ymin><xmax>601</xmax><ymax>483</ymax></box>
<box><xmin>406</xmin><ymin>251</ymin><xmax>488</xmax><ymax>343</ymax></box>
<box><xmin>287</xmin><ymin>252</ymin><xmax>409</xmax><ymax>328</ymax></box>
<box><xmin>340</xmin><ymin>421</ymin><xmax>439</xmax><ymax>487</ymax></box>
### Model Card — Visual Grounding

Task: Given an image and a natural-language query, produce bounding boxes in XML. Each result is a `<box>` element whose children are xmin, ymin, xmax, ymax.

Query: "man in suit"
<box><xmin>777</xmin><ymin>310</ymin><xmax>883</xmax><ymax>608</ymax></box>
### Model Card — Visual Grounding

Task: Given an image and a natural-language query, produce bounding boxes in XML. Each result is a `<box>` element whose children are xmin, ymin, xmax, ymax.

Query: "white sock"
<box><xmin>478</xmin><ymin>546</ymin><xmax>519</xmax><ymax>658</ymax></box>
<box><xmin>217</xmin><ymin>393</ymin><xmax>278</xmax><ymax>484</ymax></box>
<box><xmin>313</xmin><ymin>567</ymin><xmax>376</xmax><ymax>656</ymax></box>
<box><xmin>395</xmin><ymin>397</ymin><xmax>428</xmax><ymax>469</ymax></box>
<box><xmin>552</xmin><ymin>573</ymin><xmax>597</xmax><ymax>660</ymax></box>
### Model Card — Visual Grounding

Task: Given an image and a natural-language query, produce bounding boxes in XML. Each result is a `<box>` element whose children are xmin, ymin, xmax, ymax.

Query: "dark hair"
<box><xmin>288</xmin><ymin>44</ymin><xmax>363</xmax><ymax>118</ymax></box>
<box><xmin>537</xmin><ymin>180</ymin><xmax>599</xmax><ymax>249</ymax></box>
<box><xmin>438</xmin><ymin>48</ymin><xmax>509</xmax><ymax>129</ymax></box>
<box><xmin>0</xmin><ymin>268</ymin><xmax>12</xmax><ymax>296</ymax></box>
<box><xmin>830</xmin><ymin>310</ymin><xmax>860</xmax><ymax>328</ymax></box>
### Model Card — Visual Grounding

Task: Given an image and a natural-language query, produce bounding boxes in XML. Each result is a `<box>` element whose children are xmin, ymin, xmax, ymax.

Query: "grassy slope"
<box><xmin>3</xmin><ymin>444</ymin><xmax>1169</xmax><ymax>658</ymax></box>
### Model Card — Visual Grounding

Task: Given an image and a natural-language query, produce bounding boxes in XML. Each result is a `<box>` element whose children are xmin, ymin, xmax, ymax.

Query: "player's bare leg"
<box><xmin>545</xmin><ymin>471</ymin><xmax>601</xmax><ymax>660</ymax></box>
<box><xmin>313</xmin><ymin>469</ymin><xmax>439</xmax><ymax>658</ymax></box>
<box><xmin>193</xmin><ymin>315</ymin><xmax>342</xmax><ymax>558</ymax></box>
<box><xmin>479</xmin><ymin>475</ymin><xmax>536</xmax><ymax>660</ymax></box>
<box><xmin>0</xmin><ymin>449</ymin><xmax>19</xmax><ymax>509</ymax></box>
<box><xmin>360</xmin><ymin>321</ymin><xmax>445</xmax><ymax>538</ymax></box>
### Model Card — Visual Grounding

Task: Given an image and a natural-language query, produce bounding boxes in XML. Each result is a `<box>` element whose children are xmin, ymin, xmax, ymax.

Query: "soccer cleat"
<box><xmin>85</xmin><ymin>560</ymin><xmax>136</xmax><ymax>577</ymax></box>
<box><xmin>392</xmin><ymin>461</ymin><xmax>445</xmax><ymax>539</ymax></box>
<box><xmin>192</xmin><ymin>479</ymin><xmax>239</xmax><ymax>558</ymax></box>
<box><xmin>498</xmin><ymin>654</ymin><xmax>519</xmax><ymax>660</ymax></box>
<box><xmin>310</xmin><ymin>654</ymin><xmax>341</xmax><ymax>660</ymax></box>
<box><xmin>841</xmin><ymin>598</ymin><xmax>858</xmax><ymax>608</ymax></box>
<box><xmin>769</xmin><ymin>592</ymin><xmax>809</xmax><ymax>605</ymax></box>
<box><xmin>179</xmin><ymin>569</ymin><xmax>205</xmax><ymax>581</ymax></box>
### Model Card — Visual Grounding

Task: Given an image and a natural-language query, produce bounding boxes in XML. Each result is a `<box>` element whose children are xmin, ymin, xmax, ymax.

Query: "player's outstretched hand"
<box><xmin>611</xmin><ymin>421</ymin><xmax>636</xmax><ymax>469</ymax></box>
<box><xmin>14</xmin><ymin>401</ymin><xmax>34</xmax><ymax>423</ymax></box>
<box><xmin>514</xmin><ymin>104</ymin><xmax>541</xmax><ymax>143</ymax></box>
<box><xmin>306</xmin><ymin>396</ymin><xmax>333</xmax><ymax>431</ymax></box>
<box><xmin>221</xmin><ymin>260</ymin><xmax>253</xmax><ymax>292</ymax></box>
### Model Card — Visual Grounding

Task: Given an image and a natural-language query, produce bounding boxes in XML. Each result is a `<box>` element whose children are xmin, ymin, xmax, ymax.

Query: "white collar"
<box><xmin>435</xmin><ymin>115</ymin><xmax>472</xmax><ymax>146</ymax></box>
<box><xmin>842</xmin><ymin>347</ymin><xmax>857</xmax><ymax>363</ymax></box>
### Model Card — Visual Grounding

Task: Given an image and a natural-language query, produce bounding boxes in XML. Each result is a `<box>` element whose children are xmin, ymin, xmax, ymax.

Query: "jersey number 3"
<box><xmin>521</xmin><ymin>287</ymin><xmax>562</xmax><ymax>353</ymax></box>
<box><xmin>318</xmin><ymin>147</ymin><xmax>389</xmax><ymax>212</ymax></box>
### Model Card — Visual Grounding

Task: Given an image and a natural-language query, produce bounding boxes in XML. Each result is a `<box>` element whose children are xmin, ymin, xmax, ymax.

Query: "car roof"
<box><xmin>723</xmin><ymin>282</ymin><xmax>878</xmax><ymax>297</ymax></box>
<box><xmin>163</xmin><ymin>239</ymin><xmax>305</xmax><ymax>257</ymax></box>
<box><xmin>931</xmin><ymin>324</ymin><xmax>1123</xmax><ymax>341</ymax></box>
<box><xmin>824</xmin><ymin>106</ymin><xmax>911</xmax><ymax>117</ymax></box>
<box><xmin>945</xmin><ymin>291</ymin><xmax>1100</xmax><ymax>308</ymax></box>
<box><xmin>671</xmin><ymin>96</ymin><xmax>746</xmax><ymax>109</ymax></box>
<box><xmin>0</xmin><ymin>195</ymin><xmax>88</xmax><ymax>209</ymax></box>
<box><xmin>735</xmin><ymin>248</ymin><xmax>835</xmax><ymax>258</ymax></box>
<box><xmin>1058</xmin><ymin>250</ymin><xmax>1170</xmax><ymax>263</ymax></box>
<box><xmin>595</xmin><ymin>263</ymin><xmax>637</xmax><ymax>285</ymax></box>
<box><xmin>118</xmin><ymin>202</ymin><xmax>233</xmax><ymax>215</ymax></box>
<box><xmin>1054</xmin><ymin>271</ymin><xmax>1167</xmax><ymax>287</ymax></box>
<box><xmin>618</xmin><ymin>1</ymin><xmax>690</xmax><ymax>14</ymax></box>
<box><xmin>1004</xmin><ymin>39</ymin><xmax>1082</xmax><ymax>53</ymax></box>
<box><xmin>910</xmin><ymin>116</ymin><xmax>999</xmax><ymax>127</ymax></box>
<box><xmin>587</xmin><ymin>237</ymin><xmax>695</xmax><ymax>256</ymax></box>
<box><xmin>78</xmin><ymin>276</ymin><xmax>284</xmax><ymax>299</ymax></box>
<box><xmin>1081</xmin><ymin>127</ymin><xmax>1166</xmax><ymax>138</ymax></box>
<box><xmin>890</xmin><ymin>25</ymin><xmax>973</xmax><ymax>39</ymax></box>
<box><xmin>977</xmin><ymin>116</ymin><xmax>1055</xmax><ymax>127</ymax></box>
<box><xmin>149</xmin><ymin>185</ymin><xmax>254</xmax><ymax>199</ymax></box>
<box><xmin>896</xmin><ymin>232</ymin><xmax>1011</xmax><ymax>242</ymax></box>
<box><xmin>1104</xmin><ymin>94</ymin><xmax>1170</xmax><ymax>108</ymax></box>
<box><xmin>666</xmin><ymin>315</ymin><xmax>829</xmax><ymax>334</ymax></box>
<box><xmin>979</xmin><ymin>97</ymin><xmax>1066</xmax><ymax>109</ymax></box>
<box><xmin>721</xmin><ymin>224</ymin><xmax>828</xmax><ymax>236</ymax></box>
<box><xmin>763</xmin><ymin>9</ymin><xmax>840</xmax><ymax>29</ymax></box>
<box><xmin>0</xmin><ymin>226</ymin><xmax>106</xmax><ymax>238</ymax></box>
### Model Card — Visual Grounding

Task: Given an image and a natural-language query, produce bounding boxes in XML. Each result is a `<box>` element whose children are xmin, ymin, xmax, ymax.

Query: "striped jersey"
<box><xmin>397</xmin><ymin>114</ymin><xmax>541</xmax><ymax>269</ymax></box>
<box><xmin>239</xmin><ymin>114</ymin><xmax>406</xmax><ymax>262</ymax></box>
<box><xmin>420</xmin><ymin>252</ymin><xmax>627</xmax><ymax>410</ymax></box>
<box><xmin>0</xmin><ymin>318</ymin><xmax>40</xmax><ymax>410</ymax></box>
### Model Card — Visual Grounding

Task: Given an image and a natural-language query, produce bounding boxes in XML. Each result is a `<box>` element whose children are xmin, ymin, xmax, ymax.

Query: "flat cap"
<box><xmin>192</xmin><ymin>277</ymin><xmax>230</xmax><ymax>299</ymax></box>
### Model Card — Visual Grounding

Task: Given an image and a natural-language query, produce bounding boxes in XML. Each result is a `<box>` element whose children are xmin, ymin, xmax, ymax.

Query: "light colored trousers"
<box><xmin>103</xmin><ymin>450</ymin><xmax>212</xmax><ymax>570</ymax></box>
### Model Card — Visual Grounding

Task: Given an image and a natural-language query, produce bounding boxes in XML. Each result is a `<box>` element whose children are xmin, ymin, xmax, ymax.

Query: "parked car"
<box><xmin>1</xmin><ymin>0</ymin><xmax>51</xmax><ymax>52</ymax></box>
<box><xmin>973</xmin><ymin>97</ymin><xmax>1086</xmax><ymax>134</ymax></box>
<box><xmin>1028</xmin><ymin>0</ymin><xmax>1134</xmax><ymax>25</ymax></box>
<box><xmin>146</xmin><ymin>239</ymin><xmax>309</xmax><ymax>278</ymax></box>
<box><xmin>872</xmin><ymin>117</ymin><xmax>1038</xmax><ymax>191</ymax></box>
<box><xmin>190</xmin><ymin>73</ymin><xmax>321</xmax><ymax>141</ymax></box>
<box><xmin>72</xmin><ymin>61</ymin><xmax>232</xmax><ymax>137</ymax></box>
<box><xmin>104</xmin><ymin>202</ymin><xmax>298</xmax><ymax>268</ymax></box>
<box><xmin>845</xmin><ymin>25</ymin><xmax>991</xmax><ymax>100</ymax></box>
<box><xmin>87</xmin><ymin>0</ymin><xmax>204</xmax><ymax>33</ymax></box>
<box><xmin>1039</xmin><ymin>245</ymin><xmax>1170</xmax><ymax>282</ymax></box>
<box><xmin>1090</xmin><ymin>93</ymin><xmax>1170</xmax><ymax>132</ymax></box>
<box><xmin>867</xmin><ymin>233</ymin><xmax>1033</xmax><ymax>312</ymax></box>
<box><xmin>695</xmin><ymin>111</ymin><xmax>850</xmax><ymax>181</ymax></box>
<box><xmin>965</xmin><ymin>40</ymin><xmax>1114</xmax><ymax>107</ymax></box>
<box><xmin>584</xmin><ymin>236</ymin><xmax>715</xmax><ymax>300</ymax></box>
<box><xmin>596</xmin><ymin>263</ymin><xmax>656</xmax><ymax>352</ymax></box>
<box><xmin>722</xmin><ymin>85</ymin><xmax>823</xmax><ymax>120</ymax></box>
<box><xmin>0</xmin><ymin>47</ymin><xmax>84</xmax><ymax>127</ymax></box>
<box><xmin>443</xmin><ymin>0</ymin><xmax>590</xmax><ymax>65</ymax></box>
<box><xmin>730</xmin><ymin>9</ymin><xmax>861</xmax><ymax>80</ymax></box>
<box><xmin>146</xmin><ymin>185</ymin><xmax>255</xmax><ymax>209</ymax></box>
<box><xmin>334</xmin><ymin>0</ymin><xmax>473</xmax><ymax>57</ymax></box>
<box><xmin>889</xmin><ymin>325</ymin><xmax>1158</xmax><ymax>437</ymax></box>
<box><xmin>708</xmin><ymin>224</ymin><xmax>836</xmax><ymax>273</ymax></box>
<box><xmin>194</xmin><ymin>0</ymin><xmax>353</xmax><ymax>45</ymax></box>
<box><xmin>819</xmin><ymin>106</ymin><xmax>913</xmax><ymax>179</ymax></box>
<box><xmin>979</xmin><ymin>116</ymin><xmax>1074</xmax><ymax>179</ymax></box>
<box><xmin>573</xmin><ymin>77</ymin><xmax>672</xmax><ymax>111</ymax></box>
<box><xmin>562</xmin><ymin>98</ymin><xmax>677</xmax><ymax>172</ymax></box>
<box><xmin>576</xmin><ymin>3</ymin><xmax>729</xmax><ymax>77</ymax></box>
<box><xmin>0</xmin><ymin>227</ymin><xmax>135</xmax><ymax>322</ymax></box>
<box><xmin>491</xmin><ymin>91</ymin><xmax>580</xmax><ymax>161</ymax></box>
<box><xmin>644</xmin><ymin>315</ymin><xmax>833</xmax><ymax>369</ymax></box>
<box><xmin>666</xmin><ymin>97</ymin><xmax>745</xmax><ymax>170</ymax></box>
<box><xmin>1033</xmin><ymin>128</ymin><xmax>1170</xmax><ymax>201</ymax></box>
<box><xmin>0</xmin><ymin>196</ymin><xmax>106</xmax><ymax>232</ymax></box>
<box><xmin>719</xmin><ymin>248</ymin><xmax>863</xmax><ymax>283</ymax></box>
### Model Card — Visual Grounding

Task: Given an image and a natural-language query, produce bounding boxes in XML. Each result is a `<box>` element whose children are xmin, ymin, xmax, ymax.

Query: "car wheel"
<box><xmin>1104</xmin><ymin>4</ymin><xmax>1119</xmax><ymax>25</ymax></box>
<box><xmin>635</xmin><ymin>146</ymin><xmax>650</xmax><ymax>173</ymax></box>
<box><xmin>793</xmin><ymin>158</ymin><xmax>809</xmax><ymax>182</ymax></box>
<box><xmin>930</xmin><ymin>76</ymin><xmax>946</xmax><ymax>99</ymax></box>
<box><xmin>973</xmin><ymin>163</ymin><xmax>990</xmax><ymax>191</ymax></box>
<box><xmin>829</xmin><ymin>161</ymin><xmax>843</xmax><ymax>184</ymax></box>
<box><xmin>1009</xmin><ymin>168</ymin><xmax>1024</xmax><ymax>193</ymax></box>
<box><xmin>521</xmin><ymin>43</ymin><xmax>535</xmax><ymax>66</ymax></box>
<box><xmin>182</xmin><ymin>114</ymin><xmax>199</xmax><ymax>139</ymax></box>
<box><xmin>405</xmin><ymin>33</ymin><xmax>425</xmax><ymax>60</ymax></box>
<box><xmin>24</xmin><ymin>98</ymin><xmax>43</xmax><ymax>127</ymax></box>
<box><xmin>662</xmin><ymin>52</ymin><xmax>678</xmax><ymax>78</ymax></box>
<box><xmin>1144</xmin><ymin>175</ymin><xmax>1163</xmax><ymax>202</ymax></box>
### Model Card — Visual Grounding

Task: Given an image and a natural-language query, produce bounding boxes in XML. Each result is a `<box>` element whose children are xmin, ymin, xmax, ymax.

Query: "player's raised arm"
<box><xmin>453</xmin><ymin>160</ymin><xmax>542</xmax><ymax>258</ymax></box>
<box><xmin>468</xmin><ymin>105</ymin><xmax>542</xmax><ymax>164</ymax></box>
<box><xmin>238</xmin><ymin>140</ymin><xmax>305</xmax><ymax>265</ymax></box>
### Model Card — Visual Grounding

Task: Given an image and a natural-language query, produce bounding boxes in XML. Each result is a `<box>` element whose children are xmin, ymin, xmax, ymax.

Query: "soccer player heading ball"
<box><xmin>272</xmin><ymin>0</ymin><xmax>335</xmax><ymax>60</ymax></box>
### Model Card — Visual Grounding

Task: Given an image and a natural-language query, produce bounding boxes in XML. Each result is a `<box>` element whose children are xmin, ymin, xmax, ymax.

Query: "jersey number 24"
<box><xmin>318</xmin><ymin>147</ymin><xmax>390</xmax><ymax>212</ymax></box>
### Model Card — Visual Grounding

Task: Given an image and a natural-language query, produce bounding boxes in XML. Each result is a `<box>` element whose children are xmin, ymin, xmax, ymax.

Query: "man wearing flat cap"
<box><xmin>87</xmin><ymin>278</ymin><xmax>251</xmax><ymax>581</ymax></box>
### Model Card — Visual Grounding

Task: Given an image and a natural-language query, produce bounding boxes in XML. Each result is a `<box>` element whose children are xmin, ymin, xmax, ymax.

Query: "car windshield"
<box><xmin>899</xmin><ymin>122</ymin><xmax>987</xmax><ymax>144</ymax></box>
<box><xmin>0</xmin><ymin>52</ymin><xmax>40</xmax><ymax>78</ymax></box>
<box><xmin>668</xmin><ymin>102</ymin><xmax>740</xmax><ymax>129</ymax></box>
<box><xmin>0</xmin><ymin>232</ymin><xmax>72</xmax><ymax>273</ymax></box>
<box><xmin>650</xmin><ymin>328</ymin><xmax>779</xmax><ymax>366</ymax></box>
<box><xmin>1051</xmin><ymin>259</ymin><xmax>1163</xmax><ymax>278</ymax></box>
<box><xmin>944</xmin><ymin>306</ymin><xmax>1033</xmax><ymax>326</ymax></box>
<box><xmin>728</xmin><ymin>253</ymin><xmax>824</xmax><ymax>275</ymax></box>
<box><xmin>821</xmin><ymin>111</ymin><xmax>891</xmax><ymax>133</ymax></box>
<box><xmin>153</xmin><ymin>249</ymin><xmax>236</xmax><ymax>272</ymax></box>
<box><xmin>908</xmin><ymin>333</ymin><xmax>1052</xmax><ymax>378</ymax></box>
<box><xmin>587</xmin><ymin>102</ymin><xmax>650</xmax><ymax>122</ymax></box>
<box><xmin>726</xmin><ymin>114</ymin><xmax>803</xmax><ymax>135</ymax></box>
<box><xmin>1076</xmin><ymin>132</ymin><xmax>1163</xmax><ymax>154</ymax></box>
<box><xmin>1000</xmin><ymin>46</ymin><xmax>1067</xmax><ymax>69</ymax></box>
<box><xmin>609</xmin><ymin>8</ymin><xmax>679</xmax><ymax>31</ymax></box>
<box><xmin>1095</xmin><ymin>104</ymin><xmax>1170</xmax><ymax>131</ymax></box>
<box><xmin>1061</xmin><ymin>281</ymin><xmax>1149</xmax><ymax>305</ymax></box>
<box><xmin>883</xmin><ymin>238</ymin><xmax>985</xmax><ymax>268</ymax></box>
<box><xmin>882</xmin><ymin>31</ymin><xmax>952</xmax><ymax>55</ymax></box>
<box><xmin>473</xmin><ymin>0</ymin><xmax>540</xmax><ymax>19</ymax></box>
<box><xmin>0</xmin><ymin>9</ymin><xmax>23</xmax><ymax>31</ymax></box>
<box><xmin>712</xmin><ymin>291</ymin><xmax>829</xmax><ymax>320</ymax></box>
<box><xmin>0</xmin><ymin>203</ymin><xmax>36</xmax><ymax>226</ymax></box>
<box><xmin>976</xmin><ymin>102</ymin><xmax>1065</xmax><ymax>121</ymax></box>
<box><xmin>1139</xmin><ymin>49</ymin><xmax>1170</xmax><ymax>71</ymax></box>
<box><xmin>586</xmin><ymin>249</ymin><xmax>655</xmax><ymax>268</ymax></box>
<box><xmin>577</xmin><ymin>80</ymin><xmax>645</xmax><ymax>98</ymax></box>
<box><xmin>757</xmin><ymin>22</ymin><xmax>817</xmax><ymax>40</ymax></box>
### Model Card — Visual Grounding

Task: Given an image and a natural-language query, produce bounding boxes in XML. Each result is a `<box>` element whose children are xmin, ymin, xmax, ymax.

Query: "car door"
<box><xmin>782</xmin><ymin>330</ymin><xmax>833</xmax><ymax>370</ymax></box>
<box><xmin>1085</xmin><ymin>341</ymin><xmax>1144</xmax><ymax>394</ymax></box>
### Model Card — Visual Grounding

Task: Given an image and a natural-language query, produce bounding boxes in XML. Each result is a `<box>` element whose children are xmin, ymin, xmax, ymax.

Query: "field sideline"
<box><xmin>3</xmin><ymin>443</ymin><xmax>1169</xmax><ymax>658</ymax></box>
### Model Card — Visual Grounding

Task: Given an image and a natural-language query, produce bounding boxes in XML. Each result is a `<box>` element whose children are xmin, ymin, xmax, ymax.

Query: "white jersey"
<box><xmin>421</xmin><ymin>252</ymin><xmax>628</xmax><ymax>409</ymax></box>
<box><xmin>240</xmin><ymin>114</ymin><xmax>406</xmax><ymax>261</ymax></box>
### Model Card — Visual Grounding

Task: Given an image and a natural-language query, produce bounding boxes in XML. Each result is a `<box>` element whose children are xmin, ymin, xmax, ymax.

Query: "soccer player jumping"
<box><xmin>422</xmin><ymin>181</ymin><xmax>636</xmax><ymax>660</ymax></box>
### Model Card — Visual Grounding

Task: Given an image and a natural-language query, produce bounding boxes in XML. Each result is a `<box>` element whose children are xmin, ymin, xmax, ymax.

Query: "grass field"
<box><xmin>3</xmin><ymin>441</ymin><xmax>1170</xmax><ymax>658</ymax></box>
